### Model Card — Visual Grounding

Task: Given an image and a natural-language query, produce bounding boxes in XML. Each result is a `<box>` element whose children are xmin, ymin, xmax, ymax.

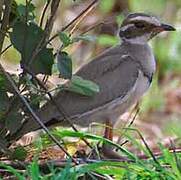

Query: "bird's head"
<box><xmin>119</xmin><ymin>13</ymin><xmax>175</xmax><ymax>44</ymax></box>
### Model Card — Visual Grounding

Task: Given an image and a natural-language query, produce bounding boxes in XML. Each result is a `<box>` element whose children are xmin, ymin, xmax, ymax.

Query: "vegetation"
<box><xmin>0</xmin><ymin>0</ymin><xmax>181</xmax><ymax>179</ymax></box>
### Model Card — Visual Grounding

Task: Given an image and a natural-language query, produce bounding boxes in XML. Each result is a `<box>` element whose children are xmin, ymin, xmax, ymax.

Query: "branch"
<box><xmin>22</xmin><ymin>67</ymin><xmax>92</xmax><ymax>149</ymax></box>
<box><xmin>28</xmin><ymin>0</ymin><xmax>61</xmax><ymax>67</ymax></box>
<box><xmin>0</xmin><ymin>0</ymin><xmax>12</xmax><ymax>53</ymax></box>
<box><xmin>0</xmin><ymin>63</ymin><xmax>77</xmax><ymax>164</ymax></box>
<box><xmin>0</xmin><ymin>44</ymin><xmax>12</xmax><ymax>56</ymax></box>
<box><xmin>28</xmin><ymin>0</ymin><xmax>99</xmax><ymax>67</ymax></box>
<box><xmin>2</xmin><ymin>146</ymin><xmax>181</xmax><ymax>171</ymax></box>
<box><xmin>0</xmin><ymin>0</ymin><xmax>4</xmax><ymax>21</ymax></box>
<box><xmin>39</xmin><ymin>0</ymin><xmax>51</xmax><ymax>28</ymax></box>
<box><xmin>48</xmin><ymin>0</ymin><xmax>99</xmax><ymax>44</ymax></box>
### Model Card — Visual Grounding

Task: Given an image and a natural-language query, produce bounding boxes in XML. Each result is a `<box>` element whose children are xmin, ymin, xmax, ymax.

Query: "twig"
<box><xmin>0</xmin><ymin>44</ymin><xmax>12</xmax><ymax>56</ymax></box>
<box><xmin>2</xmin><ymin>145</ymin><xmax>181</xmax><ymax>172</ymax></box>
<box><xmin>0</xmin><ymin>63</ymin><xmax>77</xmax><ymax>164</ymax></box>
<box><xmin>39</xmin><ymin>0</ymin><xmax>51</xmax><ymax>28</ymax></box>
<box><xmin>80</xmin><ymin>21</ymin><xmax>104</xmax><ymax>35</ymax></box>
<box><xmin>0</xmin><ymin>0</ymin><xmax>4</xmax><ymax>21</ymax></box>
<box><xmin>0</xmin><ymin>0</ymin><xmax>12</xmax><ymax>53</ymax></box>
<box><xmin>22</xmin><ymin>0</ymin><xmax>99</xmax><ymax>150</ymax></box>
<box><xmin>124</xmin><ymin>128</ymin><xmax>161</xmax><ymax>166</ymax></box>
<box><xmin>170</xmin><ymin>139</ymin><xmax>181</xmax><ymax>172</ymax></box>
<box><xmin>21</xmin><ymin>0</ymin><xmax>29</xmax><ymax>65</ymax></box>
<box><xmin>40</xmin><ymin>0</ymin><xmax>59</xmax><ymax>85</ymax></box>
<box><xmin>116</xmin><ymin>103</ymin><xmax>140</xmax><ymax>147</ymax></box>
<box><xmin>29</xmin><ymin>0</ymin><xmax>99</xmax><ymax>65</ymax></box>
<box><xmin>128</xmin><ymin>106</ymin><xmax>140</xmax><ymax>127</ymax></box>
<box><xmin>79</xmin><ymin>14</ymin><xmax>118</xmax><ymax>36</ymax></box>
<box><xmin>44</xmin><ymin>0</ymin><xmax>61</xmax><ymax>41</ymax></box>
<box><xmin>28</xmin><ymin>0</ymin><xmax>61</xmax><ymax>67</ymax></box>
<box><xmin>0</xmin><ymin>158</ymin><xmax>128</xmax><ymax>171</ymax></box>
<box><xmin>69</xmin><ymin>0</ymin><xmax>98</xmax><ymax>35</ymax></box>
<box><xmin>23</xmin><ymin>67</ymin><xmax>92</xmax><ymax>149</ymax></box>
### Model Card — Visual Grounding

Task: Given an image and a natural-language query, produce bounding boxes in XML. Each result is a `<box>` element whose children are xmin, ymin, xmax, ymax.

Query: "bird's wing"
<box><xmin>15</xmin><ymin>48</ymin><xmax>142</xmax><ymax>137</ymax></box>
<box><xmin>48</xmin><ymin>50</ymin><xmax>141</xmax><ymax>118</ymax></box>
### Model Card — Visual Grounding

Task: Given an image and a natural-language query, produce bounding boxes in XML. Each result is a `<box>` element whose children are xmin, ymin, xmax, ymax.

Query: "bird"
<box><xmin>16</xmin><ymin>13</ymin><xmax>175</xmax><ymax>145</ymax></box>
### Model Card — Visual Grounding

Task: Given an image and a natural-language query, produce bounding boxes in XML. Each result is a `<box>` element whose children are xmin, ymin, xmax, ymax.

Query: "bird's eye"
<box><xmin>134</xmin><ymin>22</ymin><xmax>145</xmax><ymax>28</ymax></box>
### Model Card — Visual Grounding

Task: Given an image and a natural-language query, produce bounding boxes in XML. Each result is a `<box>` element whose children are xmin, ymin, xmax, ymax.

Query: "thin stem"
<box><xmin>0</xmin><ymin>0</ymin><xmax>12</xmax><ymax>53</ymax></box>
<box><xmin>48</xmin><ymin>0</ymin><xmax>99</xmax><ymax>44</ymax></box>
<box><xmin>29</xmin><ymin>0</ymin><xmax>99</xmax><ymax>66</ymax></box>
<box><xmin>0</xmin><ymin>44</ymin><xmax>12</xmax><ymax>56</ymax></box>
<box><xmin>0</xmin><ymin>63</ymin><xmax>77</xmax><ymax>164</ymax></box>
<box><xmin>28</xmin><ymin>0</ymin><xmax>61</xmax><ymax>66</ymax></box>
<box><xmin>23</xmin><ymin>67</ymin><xmax>92</xmax><ymax>149</ymax></box>
<box><xmin>40</xmin><ymin>0</ymin><xmax>51</xmax><ymax>28</ymax></box>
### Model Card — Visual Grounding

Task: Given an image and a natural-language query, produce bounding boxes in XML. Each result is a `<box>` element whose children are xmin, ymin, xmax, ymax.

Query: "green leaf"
<box><xmin>5</xmin><ymin>111</ymin><xmax>23</xmax><ymax>135</ymax></box>
<box><xmin>0</xmin><ymin>91</ymin><xmax>10</xmax><ymax>118</ymax></box>
<box><xmin>10</xmin><ymin>21</ymin><xmax>42</xmax><ymax>60</ymax></box>
<box><xmin>32</xmin><ymin>48</ymin><xmax>54</xmax><ymax>75</ymax></box>
<box><xmin>99</xmin><ymin>0</ymin><xmax>115</xmax><ymax>13</ymax></box>
<box><xmin>52</xmin><ymin>129</ymin><xmax>136</xmax><ymax>160</ymax></box>
<box><xmin>10</xmin><ymin>21</ymin><xmax>54</xmax><ymax>75</ymax></box>
<box><xmin>58</xmin><ymin>32</ymin><xmax>72</xmax><ymax>48</ymax></box>
<box><xmin>10</xmin><ymin>146</ymin><xmax>27</xmax><ymax>161</ymax></box>
<box><xmin>73</xmin><ymin>34</ymin><xmax>97</xmax><ymax>43</ymax></box>
<box><xmin>0</xmin><ymin>75</ymin><xmax>6</xmax><ymax>89</ymax></box>
<box><xmin>66</xmin><ymin>75</ymin><xmax>100</xmax><ymax>96</ymax></box>
<box><xmin>17</xmin><ymin>3</ymin><xmax>35</xmax><ymax>21</ymax></box>
<box><xmin>29</xmin><ymin>160</ymin><xmax>41</xmax><ymax>179</ymax></box>
<box><xmin>0</xmin><ymin>163</ymin><xmax>24</xmax><ymax>180</ymax></box>
<box><xmin>97</xmin><ymin>34</ymin><xmax>119</xmax><ymax>46</ymax></box>
<box><xmin>0</xmin><ymin>139</ymin><xmax>10</xmax><ymax>154</ymax></box>
<box><xmin>57</xmin><ymin>51</ymin><xmax>72</xmax><ymax>79</ymax></box>
<box><xmin>129</xmin><ymin>0</ymin><xmax>166</xmax><ymax>14</ymax></box>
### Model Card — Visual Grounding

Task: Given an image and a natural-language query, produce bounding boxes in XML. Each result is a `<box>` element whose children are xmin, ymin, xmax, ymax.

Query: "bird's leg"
<box><xmin>104</xmin><ymin>120</ymin><xmax>113</xmax><ymax>141</ymax></box>
<box><xmin>102</xmin><ymin>120</ymin><xmax>123</xmax><ymax>159</ymax></box>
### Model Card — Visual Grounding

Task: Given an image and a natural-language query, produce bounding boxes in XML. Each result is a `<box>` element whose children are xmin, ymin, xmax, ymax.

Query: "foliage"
<box><xmin>0</xmin><ymin>0</ymin><xmax>181</xmax><ymax>179</ymax></box>
<box><xmin>1</xmin><ymin>129</ymin><xmax>181</xmax><ymax>179</ymax></box>
<box><xmin>0</xmin><ymin>0</ymin><xmax>102</xmax><ymax>149</ymax></box>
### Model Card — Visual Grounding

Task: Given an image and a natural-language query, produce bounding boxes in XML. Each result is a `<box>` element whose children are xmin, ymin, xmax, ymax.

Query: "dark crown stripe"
<box><xmin>127</xmin><ymin>13</ymin><xmax>151</xmax><ymax>19</ymax></box>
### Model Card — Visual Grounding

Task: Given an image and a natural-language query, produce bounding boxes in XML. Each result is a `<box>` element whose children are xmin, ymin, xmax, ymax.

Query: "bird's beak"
<box><xmin>159</xmin><ymin>23</ymin><xmax>176</xmax><ymax>31</ymax></box>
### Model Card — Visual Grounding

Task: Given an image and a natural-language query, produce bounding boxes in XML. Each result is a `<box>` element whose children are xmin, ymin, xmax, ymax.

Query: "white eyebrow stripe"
<box><xmin>130</xmin><ymin>16</ymin><xmax>160</xmax><ymax>26</ymax></box>
<box><xmin>120</xmin><ymin>24</ymin><xmax>134</xmax><ymax>31</ymax></box>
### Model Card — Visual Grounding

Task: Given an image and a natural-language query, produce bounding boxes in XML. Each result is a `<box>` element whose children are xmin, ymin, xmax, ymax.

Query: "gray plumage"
<box><xmin>41</xmin><ymin>42</ymin><xmax>154</xmax><ymax>124</ymax></box>
<box><xmin>16</xmin><ymin>13</ymin><xmax>175</xmax><ymax>138</ymax></box>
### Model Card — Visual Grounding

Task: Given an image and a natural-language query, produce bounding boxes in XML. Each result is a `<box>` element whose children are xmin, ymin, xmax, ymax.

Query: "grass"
<box><xmin>1</xmin><ymin>128</ymin><xmax>181</xmax><ymax>179</ymax></box>
<box><xmin>1</xmin><ymin>0</ymin><xmax>181</xmax><ymax>179</ymax></box>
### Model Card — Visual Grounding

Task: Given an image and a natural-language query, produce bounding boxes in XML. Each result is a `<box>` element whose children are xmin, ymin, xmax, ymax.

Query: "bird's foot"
<box><xmin>102</xmin><ymin>120</ymin><xmax>124</xmax><ymax>159</ymax></box>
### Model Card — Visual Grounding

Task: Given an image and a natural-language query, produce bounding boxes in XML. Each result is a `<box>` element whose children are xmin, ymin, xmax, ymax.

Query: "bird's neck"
<box><xmin>121</xmin><ymin>33</ymin><xmax>151</xmax><ymax>45</ymax></box>
<box><xmin>121</xmin><ymin>40</ymin><xmax>156</xmax><ymax>79</ymax></box>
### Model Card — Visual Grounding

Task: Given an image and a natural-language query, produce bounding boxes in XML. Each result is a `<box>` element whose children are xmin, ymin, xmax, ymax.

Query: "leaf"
<box><xmin>0</xmin><ymin>163</ymin><xmax>24</xmax><ymax>180</ymax></box>
<box><xmin>5</xmin><ymin>111</ymin><xmax>23</xmax><ymax>135</ymax></box>
<box><xmin>0</xmin><ymin>91</ymin><xmax>10</xmax><ymax>118</ymax></box>
<box><xmin>97</xmin><ymin>34</ymin><xmax>119</xmax><ymax>46</ymax></box>
<box><xmin>58</xmin><ymin>32</ymin><xmax>72</xmax><ymax>48</ymax></box>
<box><xmin>52</xmin><ymin>129</ymin><xmax>136</xmax><ymax>160</ymax></box>
<box><xmin>29</xmin><ymin>160</ymin><xmax>41</xmax><ymax>179</ymax></box>
<box><xmin>57</xmin><ymin>51</ymin><xmax>72</xmax><ymax>79</ymax></box>
<box><xmin>66</xmin><ymin>75</ymin><xmax>100</xmax><ymax>96</ymax></box>
<box><xmin>10</xmin><ymin>21</ymin><xmax>54</xmax><ymax>75</ymax></box>
<box><xmin>17</xmin><ymin>3</ymin><xmax>35</xmax><ymax>21</ymax></box>
<box><xmin>73</xmin><ymin>34</ymin><xmax>97</xmax><ymax>43</ymax></box>
<box><xmin>0</xmin><ymin>139</ymin><xmax>10</xmax><ymax>154</ymax></box>
<box><xmin>10</xmin><ymin>146</ymin><xmax>27</xmax><ymax>161</ymax></box>
<box><xmin>0</xmin><ymin>72</ymin><xmax>15</xmax><ymax>93</ymax></box>
<box><xmin>99</xmin><ymin>0</ymin><xmax>115</xmax><ymax>13</ymax></box>
<box><xmin>32</xmin><ymin>48</ymin><xmax>54</xmax><ymax>75</ymax></box>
